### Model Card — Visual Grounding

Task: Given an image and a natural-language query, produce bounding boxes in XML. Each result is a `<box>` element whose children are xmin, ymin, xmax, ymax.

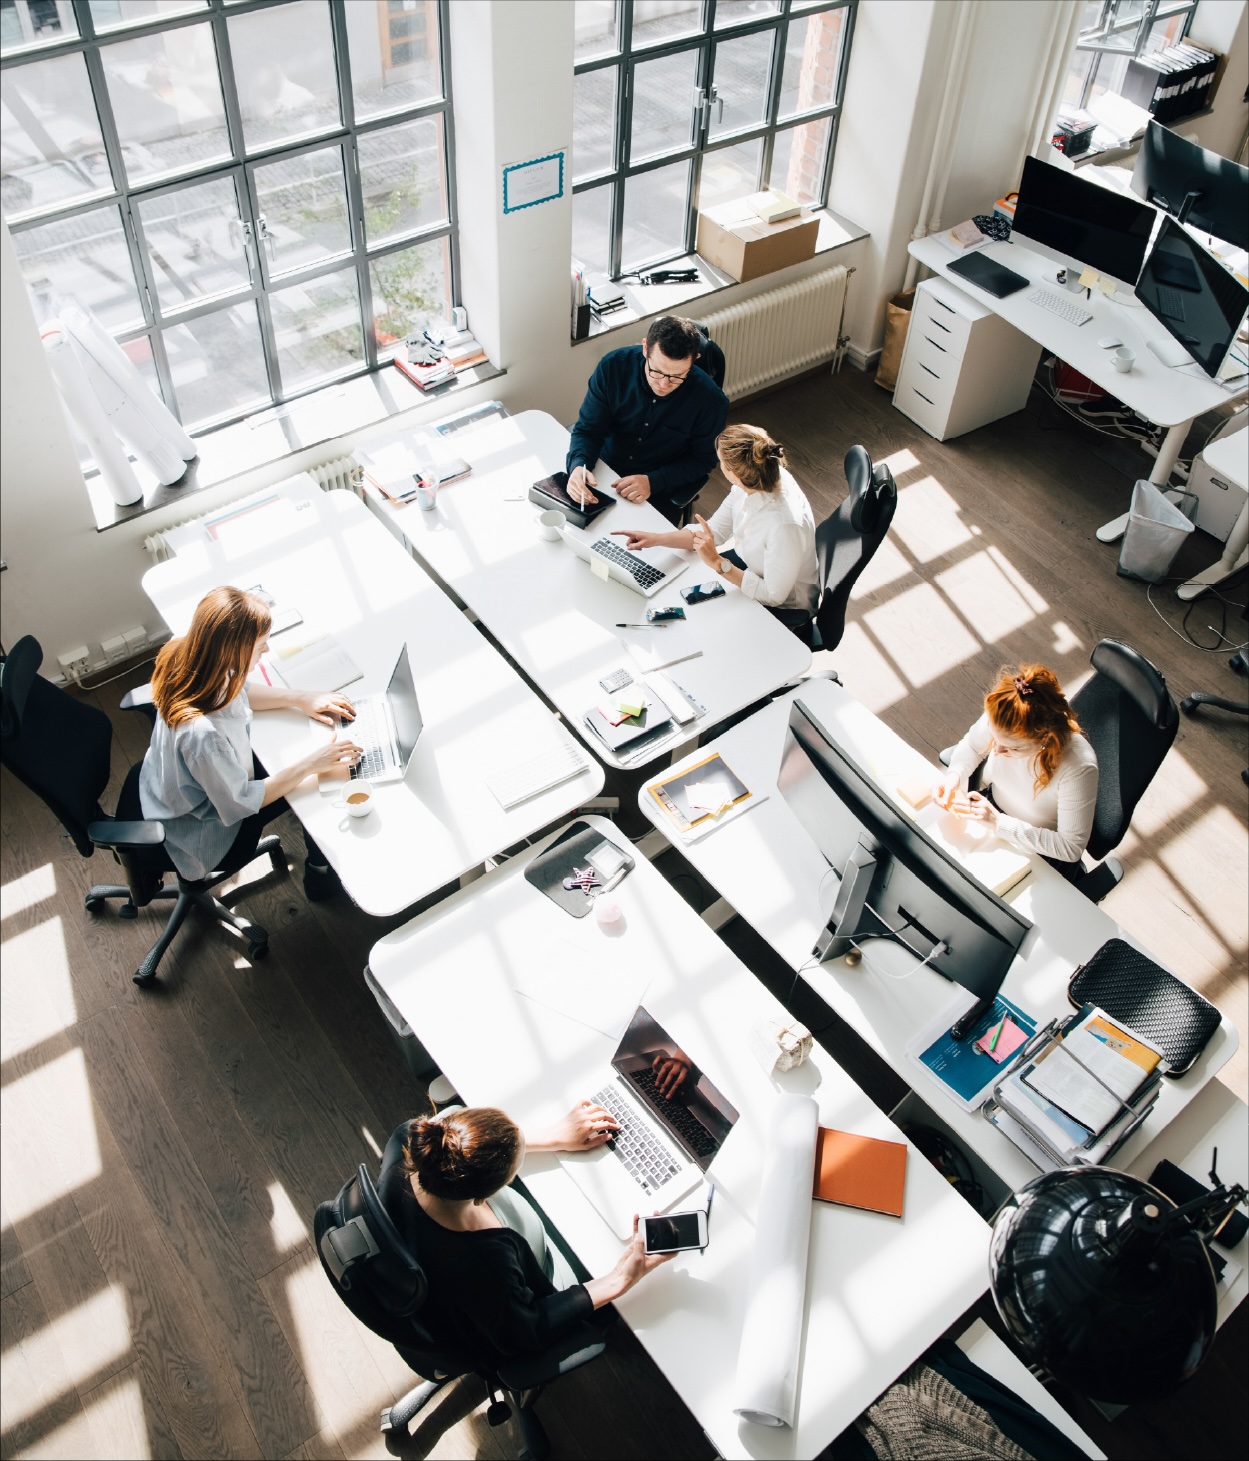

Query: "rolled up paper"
<box><xmin>42</xmin><ymin>321</ymin><xmax>143</xmax><ymax>506</ymax></box>
<box><xmin>733</xmin><ymin>1092</ymin><xmax>819</xmax><ymax>1428</ymax></box>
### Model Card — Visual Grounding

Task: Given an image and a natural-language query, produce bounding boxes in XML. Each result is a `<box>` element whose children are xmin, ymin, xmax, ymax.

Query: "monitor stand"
<box><xmin>1147</xmin><ymin>336</ymin><xmax>1194</xmax><ymax>369</ymax></box>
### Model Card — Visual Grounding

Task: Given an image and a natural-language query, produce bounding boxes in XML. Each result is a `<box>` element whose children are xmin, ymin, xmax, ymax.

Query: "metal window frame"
<box><xmin>572</xmin><ymin>0</ymin><xmax>856</xmax><ymax>278</ymax></box>
<box><xmin>1069</xmin><ymin>0</ymin><xmax>1197</xmax><ymax>109</ymax></box>
<box><xmin>2</xmin><ymin>0</ymin><xmax>460</xmax><ymax>428</ymax></box>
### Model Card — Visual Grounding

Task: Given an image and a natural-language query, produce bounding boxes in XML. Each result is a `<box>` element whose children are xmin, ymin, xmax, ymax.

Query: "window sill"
<box><xmin>86</xmin><ymin>358</ymin><xmax>505</xmax><ymax>532</ymax></box>
<box><xmin>575</xmin><ymin>208</ymin><xmax>868</xmax><ymax>344</ymax></box>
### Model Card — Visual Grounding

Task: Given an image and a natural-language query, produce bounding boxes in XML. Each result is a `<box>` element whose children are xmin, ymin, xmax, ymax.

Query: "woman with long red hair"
<box><xmin>933</xmin><ymin>663</ymin><xmax>1099</xmax><ymax>878</ymax></box>
<box><xmin>139</xmin><ymin>585</ymin><xmax>361</xmax><ymax>898</ymax></box>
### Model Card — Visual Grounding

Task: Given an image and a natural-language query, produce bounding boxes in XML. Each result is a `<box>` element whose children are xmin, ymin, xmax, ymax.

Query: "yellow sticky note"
<box><xmin>1078</xmin><ymin>267</ymin><xmax>1098</xmax><ymax>289</ymax></box>
<box><xmin>1097</xmin><ymin>276</ymin><xmax>1117</xmax><ymax>297</ymax></box>
<box><xmin>590</xmin><ymin>556</ymin><xmax>610</xmax><ymax>582</ymax></box>
<box><xmin>615</xmin><ymin>691</ymin><xmax>646</xmax><ymax>717</ymax></box>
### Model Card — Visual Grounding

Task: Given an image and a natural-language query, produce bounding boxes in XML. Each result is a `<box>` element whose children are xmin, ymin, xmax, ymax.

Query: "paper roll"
<box><xmin>43</xmin><ymin>323</ymin><xmax>144</xmax><ymax>506</ymax></box>
<box><xmin>733</xmin><ymin>1092</ymin><xmax>819</xmax><ymax>1428</ymax></box>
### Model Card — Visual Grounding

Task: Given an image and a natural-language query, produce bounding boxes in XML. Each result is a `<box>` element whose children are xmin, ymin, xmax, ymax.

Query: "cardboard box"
<box><xmin>696</xmin><ymin>199</ymin><xmax>819</xmax><ymax>283</ymax></box>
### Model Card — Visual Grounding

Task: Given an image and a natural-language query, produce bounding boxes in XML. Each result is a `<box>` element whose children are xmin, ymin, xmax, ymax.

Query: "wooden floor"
<box><xmin>2</xmin><ymin>364</ymin><xmax>1245</xmax><ymax>1461</ymax></box>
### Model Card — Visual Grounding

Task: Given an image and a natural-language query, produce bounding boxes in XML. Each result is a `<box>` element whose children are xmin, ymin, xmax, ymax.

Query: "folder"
<box><xmin>812</xmin><ymin>1127</ymin><xmax>907</xmax><ymax>1218</ymax></box>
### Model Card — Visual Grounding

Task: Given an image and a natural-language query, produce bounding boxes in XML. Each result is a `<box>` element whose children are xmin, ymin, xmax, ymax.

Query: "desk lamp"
<box><xmin>989</xmin><ymin>1154</ymin><xmax>1246</xmax><ymax>1403</ymax></box>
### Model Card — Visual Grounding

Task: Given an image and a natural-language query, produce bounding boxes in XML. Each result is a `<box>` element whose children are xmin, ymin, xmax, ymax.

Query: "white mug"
<box><xmin>538</xmin><ymin>508</ymin><xmax>565</xmax><ymax>541</ymax></box>
<box><xmin>415</xmin><ymin>480</ymin><xmax>438</xmax><ymax>511</ymax></box>
<box><xmin>1113</xmin><ymin>345</ymin><xmax>1135</xmax><ymax>373</ymax></box>
<box><xmin>334</xmin><ymin>780</ymin><xmax>375</xmax><ymax>817</ymax></box>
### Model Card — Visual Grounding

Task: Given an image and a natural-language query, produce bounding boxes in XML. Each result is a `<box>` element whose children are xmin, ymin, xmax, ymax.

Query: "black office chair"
<box><xmin>666</xmin><ymin>321</ymin><xmax>728</xmax><ymax>527</ymax></box>
<box><xmin>315</xmin><ymin>1125</ymin><xmax>605</xmax><ymax>1460</ymax></box>
<box><xmin>1180</xmin><ymin>646</ymin><xmax>1249</xmax><ymax>786</ymax></box>
<box><xmin>810</xmin><ymin>445</ymin><xmax>899</xmax><ymax>653</ymax></box>
<box><xmin>0</xmin><ymin>635</ymin><xmax>282</xmax><ymax>986</ymax></box>
<box><xmin>1068</xmin><ymin>637</ymin><xmax>1179</xmax><ymax>901</ymax></box>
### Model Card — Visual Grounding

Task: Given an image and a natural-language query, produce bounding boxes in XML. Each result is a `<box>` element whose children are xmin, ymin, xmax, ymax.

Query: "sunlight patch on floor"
<box><xmin>890</xmin><ymin>477</ymin><xmax>974</xmax><ymax>563</ymax></box>
<box><xmin>0</xmin><ymin>865</ymin><xmax>56</xmax><ymax>921</ymax></box>
<box><xmin>852</xmin><ymin>535</ymin><xmax>913</xmax><ymax>596</ymax></box>
<box><xmin>864</xmin><ymin>583</ymin><xmax>981</xmax><ymax>688</ymax></box>
<box><xmin>0</xmin><ymin>1286</ymin><xmax>132</xmax><ymax>1429</ymax></box>
<box><xmin>1</xmin><ymin>1049</ymin><xmax>102</xmax><ymax>1225</ymax></box>
<box><xmin>823</xmin><ymin>624</ymin><xmax>910</xmax><ymax>713</ymax></box>
<box><xmin>935</xmin><ymin>549</ymin><xmax>1044</xmax><ymax>642</ymax></box>
<box><xmin>1126</xmin><ymin>745</ymin><xmax>1210</xmax><ymax>837</ymax></box>
<box><xmin>0</xmin><ymin>917</ymin><xmax>77</xmax><ymax>1063</ymax></box>
<box><xmin>268</xmin><ymin>1182</ymin><xmax>310</xmax><ymax>1254</ymax></box>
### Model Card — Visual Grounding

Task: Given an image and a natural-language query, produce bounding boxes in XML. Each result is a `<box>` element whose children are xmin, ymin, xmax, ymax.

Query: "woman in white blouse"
<box><xmin>611</xmin><ymin>423</ymin><xmax>818</xmax><ymax>630</ymax></box>
<box><xmin>933</xmin><ymin>663</ymin><xmax>1099</xmax><ymax>878</ymax></box>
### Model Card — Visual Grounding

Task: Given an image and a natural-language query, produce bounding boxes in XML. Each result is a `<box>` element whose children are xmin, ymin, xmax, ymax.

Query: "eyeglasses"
<box><xmin>644</xmin><ymin>356</ymin><xmax>691</xmax><ymax>386</ymax></box>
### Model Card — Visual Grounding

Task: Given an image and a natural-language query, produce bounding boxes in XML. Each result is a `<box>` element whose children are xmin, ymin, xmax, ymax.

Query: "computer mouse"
<box><xmin>1098</xmin><ymin>335</ymin><xmax>1122</xmax><ymax>348</ymax></box>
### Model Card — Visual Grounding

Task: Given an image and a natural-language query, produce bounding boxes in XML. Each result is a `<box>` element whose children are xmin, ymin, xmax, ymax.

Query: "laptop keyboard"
<box><xmin>593</xmin><ymin>1083</ymin><xmax>682</xmax><ymax>1194</ymax></box>
<box><xmin>341</xmin><ymin>699</ymin><xmax>386</xmax><ymax>780</ymax></box>
<box><xmin>628</xmin><ymin>1067</ymin><xmax>719</xmax><ymax>1159</ymax></box>
<box><xmin>591</xmin><ymin>538</ymin><xmax>664</xmax><ymax>590</ymax></box>
<box><xmin>1156</xmin><ymin>286</ymin><xmax>1185</xmax><ymax>320</ymax></box>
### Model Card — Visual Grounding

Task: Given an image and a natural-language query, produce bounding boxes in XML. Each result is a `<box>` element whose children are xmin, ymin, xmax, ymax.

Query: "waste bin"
<box><xmin>362</xmin><ymin>963</ymin><xmax>439</xmax><ymax>1080</ymax></box>
<box><xmin>874</xmin><ymin>288</ymin><xmax>915</xmax><ymax>391</ymax></box>
<box><xmin>1118</xmin><ymin>479</ymin><xmax>1195</xmax><ymax>582</ymax></box>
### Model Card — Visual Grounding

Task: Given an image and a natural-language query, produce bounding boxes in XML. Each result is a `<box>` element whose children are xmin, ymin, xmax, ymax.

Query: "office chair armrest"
<box><xmin>120</xmin><ymin>684</ymin><xmax>158</xmax><ymax>727</ymax></box>
<box><xmin>87</xmin><ymin>819</ymin><xmax>166</xmax><ymax>850</ymax></box>
<box><xmin>494</xmin><ymin>1325</ymin><xmax>606</xmax><ymax>1391</ymax></box>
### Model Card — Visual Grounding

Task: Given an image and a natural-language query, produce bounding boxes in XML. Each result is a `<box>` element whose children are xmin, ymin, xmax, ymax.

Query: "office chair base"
<box><xmin>514</xmin><ymin>1395</ymin><xmax>551</xmax><ymax>1461</ymax></box>
<box><xmin>380</xmin><ymin>1375</ymin><xmax>450</xmax><ymax>1435</ymax></box>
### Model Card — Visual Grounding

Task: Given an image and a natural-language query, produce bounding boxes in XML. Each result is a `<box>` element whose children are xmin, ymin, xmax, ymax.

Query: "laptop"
<box><xmin>316</xmin><ymin>643</ymin><xmax>424</xmax><ymax>790</ymax></box>
<box><xmin>947</xmin><ymin>252</ymin><xmax>1029</xmax><ymax>299</ymax></box>
<box><xmin>561</xmin><ymin>1006</ymin><xmax>739</xmax><ymax>1239</ymax></box>
<box><xmin>561</xmin><ymin>527</ymin><xmax>689</xmax><ymax>598</ymax></box>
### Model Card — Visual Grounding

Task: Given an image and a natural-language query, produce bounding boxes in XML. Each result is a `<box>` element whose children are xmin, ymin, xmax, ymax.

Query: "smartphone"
<box><xmin>646</xmin><ymin>605</ymin><xmax>686</xmax><ymax>622</ymax></box>
<box><xmin>680</xmin><ymin>582</ymin><xmax>727</xmax><ymax>605</ymax></box>
<box><xmin>642</xmin><ymin>1210</ymin><xmax>709</xmax><ymax>1254</ymax></box>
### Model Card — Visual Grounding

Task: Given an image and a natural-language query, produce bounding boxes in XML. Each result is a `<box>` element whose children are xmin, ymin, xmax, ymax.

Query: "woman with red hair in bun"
<box><xmin>933</xmin><ymin>663</ymin><xmax>1099</xmax><ymax>879</ymax></box>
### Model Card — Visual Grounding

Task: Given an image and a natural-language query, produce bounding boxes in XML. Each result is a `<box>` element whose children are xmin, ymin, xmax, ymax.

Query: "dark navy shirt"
<box><xmin>566</xmin><ymin>345</ymin><xmax>728</xmax><ymax>504</ymax></box>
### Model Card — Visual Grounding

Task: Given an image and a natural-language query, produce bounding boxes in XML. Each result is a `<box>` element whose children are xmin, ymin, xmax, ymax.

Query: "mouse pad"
<box><xmin>524</xmin><ymin>821</ymin><xmax>633</xmax><ymax>919</ymax></box>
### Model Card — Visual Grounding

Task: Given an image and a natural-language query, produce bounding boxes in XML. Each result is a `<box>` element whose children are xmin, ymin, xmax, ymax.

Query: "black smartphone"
<box><xmin>646</xmin><ymin>605</ymin><xmax>686</xmax><ymax>622</ymax></box>
<box><xmin>681</xmin><ymin>582</ymin><xmax>727</xmax><ymax>605</ymax></box>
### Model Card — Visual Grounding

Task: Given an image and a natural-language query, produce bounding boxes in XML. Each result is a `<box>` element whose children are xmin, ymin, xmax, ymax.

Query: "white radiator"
<box><xmin>702</xmin><ymin>264</ymin><xmax>852</xmax><ymax>399</ymax></box>
<box><xmin>308</xmin><ymin>453</ymin><xmax>363</xmax><ymax>495</ymax></box>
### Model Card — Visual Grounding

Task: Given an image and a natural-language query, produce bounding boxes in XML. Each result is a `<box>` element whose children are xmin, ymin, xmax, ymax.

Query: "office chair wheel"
<box><xmin>1181</xmin><ymin>695</ymin><xmax>1199</xmax><ymax>714</ymax></box>
<box><xmin>486</xmin><ymin>1398</ymin><xmax>512</xmax><ymax>1427</ymax></box>
<box><xmin>249</xmin><ymin>939</ymin><xmax>269</xmax><ymax>961</ymax></box>
<box><xmin>133</xmin><ymin>969</ymin><xmax>158</xmax><ymax>989</ymax></box>
<box><xmin>118</xmin><ymin>901</ymin><xmax>139</xmax><ymax>919</ymax></box>
<box><xmin>84</xmin><ymin>894</ymin><xmax>106</xmax><ymax>913</ymax></box>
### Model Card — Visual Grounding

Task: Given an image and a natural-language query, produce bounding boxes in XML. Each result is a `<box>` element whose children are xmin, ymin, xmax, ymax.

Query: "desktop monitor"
<box><xmin>1132</xmin><ymin>120</ymin><xmax>1249</xmax><ymax>252</ymax></box>
<box><xmin>1012</xmin><ymin>154</ymin><xmax>1156</xmax><ymax>288</ymax></box>
<box><xmin>1136</xmin><ymin>216</ymin><xmax>1249</xmax><ymax>378</ymax></box>
<box><xmin>778</xmin><ymin>700</ymin><xmax>1032</xmax><ymax>1039</ymax></box>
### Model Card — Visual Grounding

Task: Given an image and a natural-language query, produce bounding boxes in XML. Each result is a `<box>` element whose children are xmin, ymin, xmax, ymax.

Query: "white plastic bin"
<box><xmin>362</xmin><ymin>964</ymin><xmax>439</xmax><ymax>1080</ymax></box>
<box><xmin>1118</xmin><ymin>479</ymin><xmax>1195</xmax><ymax>582</ymax></box>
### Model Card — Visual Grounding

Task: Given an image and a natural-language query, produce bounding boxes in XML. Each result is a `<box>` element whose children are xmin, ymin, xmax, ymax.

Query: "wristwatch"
<box><xmin>718</xmin><ymin>558</ymin><xmax>733</xmax><ymax>576</ymax></box>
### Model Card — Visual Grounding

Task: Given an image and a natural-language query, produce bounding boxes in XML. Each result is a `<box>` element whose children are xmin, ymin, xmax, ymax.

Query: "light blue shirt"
<box><xmin>139</xmin><ymin>686</ymin><xmax>266</xmax><ymax>880</ymax></box>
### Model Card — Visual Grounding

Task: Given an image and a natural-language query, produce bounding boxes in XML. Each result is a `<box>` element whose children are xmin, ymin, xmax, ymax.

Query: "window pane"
<box><xmin>368</xmin><ymin>237</ymin><xmax>450</xmax><ymax>350</ymax></box>
<box><xmin>88</xmin><ymin>1</ymin><xmax>205</xmax><ymax>31</ymax></box>
<box><xmin>252</xmin><ymin>145</ymin><xmax>350</xmax><ymax>274</ymax></box>
<box><xmin>121</xmin><ymin>331</ymin><xmax>164</xmax><ymax>400</ymax></box>
<box><xmin>631</xmin><ymin>48</ymin><xmax>697</xmax><ymax>162</ymax></box>
<box><xmin>768</xmin><ymin>114</ymin><xmax>829</xmax><ymax>204</ymax></box>
<box><xmin>100</xmin><ymin>23</ymin><xmax>230</xmax><ymax>183</ymax></box>
<box><xmin>1</xmin><ymin>0</ymin><xmax>79</xmax><ymax>55</ymax></box>
<box><xmin>780</xmin><ymin>6</ymin><xmax>847</xmax><ymax>119</ymax></box>
<box><xmin>229</xmin><ymin>0</ymin><xmax>341</xmax><ymax>152</ymax></box>
<box><xmin>358</xmin><ymin>116</ymin><xmax>447</xmax><ymax>245</ymax></box>
<box><xmin>572</xmin><ymin>183</ymin><xmax>612</xmax><ymax>273</ymax></box>
<box><xmin>136</xmin><ymin>176</ymin><xmax>250</xmax><ymax>313</ymax></box>
<box><xmin>1062</xmin><ymin>47</ymin><xmax>1095</xmax><ymax>108</ymax></box>
<box><xmin>698</xmin><ymin>137</ymin><xmax>760</xmax><ymax>210</ymax></box>
<box><xmin>346</xmin><ymin>0</ymin><xmax>442</xmax><ymax>122</ymax></box>
<box><xmin>715</xmin><ymin>1</ymin><xmax>779</xmax><ymax>27</ymax></box>
<box><xmin>573</xmin><ymin>65</ymin><xmax>616</xmax><ymax>181</ymax></box>
<box><xmin>622</xmin><ymin>159</ymin><xmax>689</xmax><ymax>270</ymax></box>
<box><xmin>575</xmin><ymin>0</ymin><xmax>617</xmax><ymax>61</ymax></box>
<box><xmin>11</xmin><ymin>205</ymin><xmax>144</xmax><ymax>328</ymax></box>
<box><xmin>270</xmin><ymin>266</ymin><xmax>364</xmax><ymax>392</ymax></box>
<box><xmin>164</xmin><ymin>299</ymin><xmax>269</xmax><ymax>426</ymax></box>
<box><xmin>710</xmin><ymin>29</ymin><xmax>773</xmax><ymax>139</ymax></box>
<box><xmin>631</xmin><ymin>0</ymin><xmax>701</xmax><ymax>49</ymax></box>
<box><xmin>1</xmin><ymin>52</ymin><xmax>111</xmax><ymax>218</ymax></box>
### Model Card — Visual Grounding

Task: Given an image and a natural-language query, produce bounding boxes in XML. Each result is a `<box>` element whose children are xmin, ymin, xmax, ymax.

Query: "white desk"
<box><xmin>358</xmin><ymin>410</ymin><xmax>812</xmax><ymax>770</ymax></box>
<box><xmin>908</xmin><ymin>234</ymin><xmax>1245</xmax><ymax>541</ymax></box>
<box><xmin>141</xmin><ymin>481</ymin><xmax>603</xmax><ymax>917</ymax></box>
<box><xmin>637</xmin><ymin>681</ymin><xmax>1239</xmax><ymax>1197</ymax></box>
<box><xmin>367</xmin><ymin>817</ymin><xmax>989</xmax><ymax>1460</ymax></box>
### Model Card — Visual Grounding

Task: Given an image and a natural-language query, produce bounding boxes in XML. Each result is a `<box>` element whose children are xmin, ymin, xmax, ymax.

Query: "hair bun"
<box><xmin>765</xmin><ymin>441</ymin><xmax>785</xmax><ymax>461</ymax></box>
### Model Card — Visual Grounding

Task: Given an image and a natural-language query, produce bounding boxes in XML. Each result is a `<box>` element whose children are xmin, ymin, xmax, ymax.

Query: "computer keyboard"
<box><xmin>594</xmin><ymin>1083</ymin><xmax>683</xmax><ymax>1194</ymax></box>
<box><xmin>341</xmin><ymin>699</ymin><xmax>386</xmax><ymax>780</ymax></box>
<box><xmin>628</xmin><ymin>1066</ymin><xmax>718</xmax><ymax>1158</ymax></box>
<box><xmin>1156</xmin><ymin>285</ymin><xmax>1186</xmax><ymax>320</ymax></box>
<box><xmin>1026</xmin><ymin>287</ymin><xmax>1093</xmax><ymax>327</ymax></box>
<box><xmin>485</xmin><ymin>740</ymin><xmax>589</xmax><ymax>809</ymax></box>
<box><xmin>590</xmin><ymin>537</ymin><xmax>664</xmax><ymax>589</ymax></box>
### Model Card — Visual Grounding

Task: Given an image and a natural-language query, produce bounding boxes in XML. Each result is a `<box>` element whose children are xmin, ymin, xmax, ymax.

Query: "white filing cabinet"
<box><xmin>893</xmin><ymin>275</ymin><xmax>1042</xmax><ymax>441</ymax></box>
<box><xmin>1187</xmin><ymin>424</ymin><xmax>1248</xmax><ymax>542</ymax></box>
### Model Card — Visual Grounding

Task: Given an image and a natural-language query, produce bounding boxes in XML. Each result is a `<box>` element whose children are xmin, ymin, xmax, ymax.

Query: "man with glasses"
<box><xmin>566</xmin><ymin>315</ymin><xmax>729</xmax><ymax>524</ymax></box>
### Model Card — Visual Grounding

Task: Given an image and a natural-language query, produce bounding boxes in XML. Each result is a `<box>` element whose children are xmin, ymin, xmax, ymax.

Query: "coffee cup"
<box><xmin>1113</xmin><ymin>345</ymin><xmax>1134</xmax><ymax>373</ymax></box>
<box><xmin>334</xmin><ymin>780</ymin><xmax>375</xmax><ymax>817</ymax></box>
<box><xmin>538</xmin><ymin>508</ymin><xmax>565</xmax><ymax>541</ymax></box>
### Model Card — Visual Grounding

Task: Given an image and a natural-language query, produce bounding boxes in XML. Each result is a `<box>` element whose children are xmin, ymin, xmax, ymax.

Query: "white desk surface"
<box><xmin>368</xmin><ymin>817</ymin><xmax>989</xmax><ymax>1461</ymax></box>
<box><xmin>141</xmin><ymin>483</ymin><xmax>603</xmax><ymax>918</ymax></box>
<box><xmin>637</xmin><ymin>680</ymin><xmax>1239</xmax><ymax>1196</ymax></box>
<box><xmin>358</xmin><ymin>409</ymin><xmax>812</xmax><ymax>770</ymax></box>
<box><xmin>908</xmin><ymin>234</ymin><xmax>1238</xmax><ymax>428</ymax></box>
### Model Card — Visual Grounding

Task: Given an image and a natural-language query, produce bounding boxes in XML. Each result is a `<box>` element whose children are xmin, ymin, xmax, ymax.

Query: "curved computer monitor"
<box><xmin>1136</xmin><ymin>216</ymin><xmax>1249</xmax><ymax>378</ymax></box>
<box><xmin>778</xmin><ymin>701</ymin><xmax>1031</xmax><ymax>1038</ymax></box>
<box><xmin>1013</xmin><ymin>154</ymin><xmax>1156</xmax><ymax>289</ymax></box>
<box><xmin>1132</xmin><ymin>120</ymin><xmax>1249</xmax><ymax>252</ymax></box>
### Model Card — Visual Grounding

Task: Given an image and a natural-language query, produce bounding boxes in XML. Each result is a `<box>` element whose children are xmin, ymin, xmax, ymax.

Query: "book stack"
<box><xmin>395</xmin><ymin>337</ymin><xmax>454</xmax><ymax>392</ymax></box>
<box><xmin>425</xmin><ymin>319</ymin><xmax>488</xmax><ymax>371</ymax></box>
<box><xmin>989</xmin><ymin>1005</ymin><xmax>1166</xmax><ymax>1170</ymax></box>
<box><xmin>1122</xmin><ymin>43</ymin><xmax>1220</xmax><ymax>125</ymax></box>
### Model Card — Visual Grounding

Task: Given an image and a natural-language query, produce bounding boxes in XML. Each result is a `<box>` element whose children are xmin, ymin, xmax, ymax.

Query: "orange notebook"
<box><xmin>812</xmin><ymin>1127</ymin><xmax>907</xmax><ymax>1218</ymax></box>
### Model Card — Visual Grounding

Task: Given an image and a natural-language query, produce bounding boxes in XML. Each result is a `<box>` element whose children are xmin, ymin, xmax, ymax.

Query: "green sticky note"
<box><xmin>615</xmin><ymin>690</ymin><xmax>646</xmax><ymax>718</ymax></box>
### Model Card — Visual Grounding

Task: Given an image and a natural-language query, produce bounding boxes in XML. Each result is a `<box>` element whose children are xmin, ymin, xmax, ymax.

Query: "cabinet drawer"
<box><xmin>894</xmin><ymin>379</ymin><xmax>951</xmax><ymax>440</ymax></box>
<box><xmin>905</xmin><ymin>328</ymin><xmax>962</xmax><ymax>392</ymax></box>
<box><xmin>913</xmin><ymin>287</ymin><xmax>973</xmax><ymax>357</ymax></box>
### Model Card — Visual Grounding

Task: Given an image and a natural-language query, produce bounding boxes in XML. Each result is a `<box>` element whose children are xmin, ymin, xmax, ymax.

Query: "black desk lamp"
<box><xmin>989</xmin><ymin>1153</ymin><xmax>1246</xmax><ymax>1403</ymax></box>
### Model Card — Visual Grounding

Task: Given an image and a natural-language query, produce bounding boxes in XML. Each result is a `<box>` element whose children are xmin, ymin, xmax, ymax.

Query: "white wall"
<box><xmin>1188</xmin><ymin>0</ymin><xmax>1249</xmax><ymax>162</ymax></box>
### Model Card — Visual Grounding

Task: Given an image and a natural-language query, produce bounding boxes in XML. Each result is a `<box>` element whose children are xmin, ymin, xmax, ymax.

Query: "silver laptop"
<box><xmin>317</xmin><ymin>643</ymin><xmax>423</xmax><ymax>791</ymax></box>
<box><xmin>561</xmin><ymin>1006</ymin><xmax>738</xmax><ymax>1239</ymax></box>
<box><xmin>561</xmin><ymin>526</ymin><xmax>689</xmax><ymax>598</ymax></box>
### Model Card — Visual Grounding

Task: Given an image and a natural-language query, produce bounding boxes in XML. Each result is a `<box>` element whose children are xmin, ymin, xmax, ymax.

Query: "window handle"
<box><xmin>235</xmin><ymin>219</ymin><xmax>256</xmax><ymax>267</ymax></box>
<box><xmin>256</xmin><ymin>215</ymin><xmax>277</xmax><ymax>262</ymax></box>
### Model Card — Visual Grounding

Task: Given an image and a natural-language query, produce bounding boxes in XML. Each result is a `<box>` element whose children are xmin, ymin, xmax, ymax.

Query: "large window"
<box><xmin>1063</xmin><ymin>0</ymin><xmax>1198</xmax><ymax>113</ymax></box>
<box><xmin>572</xmin><ymin>0</ymin><xmax>856</xmax><ymax>278</ymax></box>
<box><xmin>1</xmin><ymin>0</ymin><xmax>458</xmax><ymax>431</ymax></box>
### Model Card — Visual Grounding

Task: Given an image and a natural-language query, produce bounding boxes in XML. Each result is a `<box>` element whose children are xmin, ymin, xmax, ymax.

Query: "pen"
<box><xmin>616</xmin><ymin>622</ymin><xmax>668</xmax><ymax>629</ymax></box>
<box><xmin>259</xmin><ymin>661</ymin><xmax>272</xmax><ymax>686</ymax></box>
<box><xmin>988</xmin><ymin>1014</ymin><xmax>1007</xmax><ymax>1052</ymax></box>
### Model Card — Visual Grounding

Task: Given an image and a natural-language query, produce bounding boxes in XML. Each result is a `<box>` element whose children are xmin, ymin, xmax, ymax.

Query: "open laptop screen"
<box><xmin>386</xmin><ymin>645</ymin><xmax>424</xmax><ymax>769</ymax></box>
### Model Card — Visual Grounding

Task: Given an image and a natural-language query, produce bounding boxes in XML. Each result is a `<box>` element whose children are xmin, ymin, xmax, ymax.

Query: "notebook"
<box><xmin>812</xmin><ymin>1127</ymin><xmax>907</xmax><ymax>1218</ymax></box>
<box><xmin>947</xmin><ymin>252</ymin><xmax>1029</xmax><ymax>299</ymax></box>
<box><xmin>529</xmin><ymin>471</ymin><xmax>613</xmax><ymax>530</ymax></box>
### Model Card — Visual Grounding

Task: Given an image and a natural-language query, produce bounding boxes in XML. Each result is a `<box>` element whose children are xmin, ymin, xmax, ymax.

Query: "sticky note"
<box><xmin>686</xmin><ymin>779</ymin><xmax>732</xmax><ymax>814</ymax></box>
<box><xmin>1078</xmin><ymin>267</ymin><xmax>1098</xmax><ymax>289</ymax></box>
<box><xmin>975</xmin><ymin>1016</ymin><xmax>1028</xmax><ymax>1064</ymax></box>
<box><xmin>614</xmin><ymin>691</ymin><xmax>646</xmax><ymax>718</ymax></box>
<box><xmin>1097</xmin><ymin>276</ymin><xmax>1117</xmax><ymax>297</ymax></box>
<box><xmin>895</xmin><ymin>776</ymin><xmax>933</xmax><ymax>810</ymax></box>
<box><xmin>590</xmin><ymin>556</ymin><xmax>611</xmax><ymax>582</ymax></box>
